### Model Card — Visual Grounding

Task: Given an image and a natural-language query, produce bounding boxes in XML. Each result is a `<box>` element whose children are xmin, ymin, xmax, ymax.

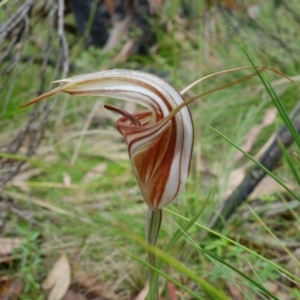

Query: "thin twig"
<box><xmin>0</xmin><ymin>0</ymin><xmax>69</xmax><ymax>188</ymax></box>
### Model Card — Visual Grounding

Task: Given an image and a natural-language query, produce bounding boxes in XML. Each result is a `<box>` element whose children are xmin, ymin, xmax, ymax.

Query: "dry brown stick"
<box><xmin>0</xmin><ymin>0</ymin><xmax>69</xmax><ymax>188</ymax></box>
<box><xmin>0</xmin><ymin>0</ymin><xmax>33</xmax><ymax>39</ymax></box>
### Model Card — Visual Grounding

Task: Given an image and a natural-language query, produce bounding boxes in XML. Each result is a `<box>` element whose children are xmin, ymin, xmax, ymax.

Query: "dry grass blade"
<box><xmin>3</xmin><ymin>190</ymin><xmax>92</xmax><ymax>224</ymax></box>
<box><xmin>180</xmin><ymin>66</ymin><xmax>293</xmax><ymax>95</ymax></box>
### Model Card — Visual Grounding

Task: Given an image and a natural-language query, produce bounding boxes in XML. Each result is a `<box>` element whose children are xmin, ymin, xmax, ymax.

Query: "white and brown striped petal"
<box><xmin>21</xmin><ymin>69</ymin><xmax>194</xmax><ymax>210</ymax></box>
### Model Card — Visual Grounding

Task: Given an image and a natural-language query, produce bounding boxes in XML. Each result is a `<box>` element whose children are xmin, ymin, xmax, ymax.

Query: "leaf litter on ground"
<box><xmin>42</xmin><ymin>253</ymin><xmax>71</xmax><ymax>300</ymax></box>
<box><xmin>0</xmin><ymin>238</ymin><xmax>25</xmax><ymax>256</ymax></box>
<box><xmin>72</xmin><ymin>265</ymin><xmax>121</xmax><ymax>300</ymax></box>
<box><xmin>0</xmin><ymin>277</ymin><xmax>24</xmax><ymax>299</ymax></box>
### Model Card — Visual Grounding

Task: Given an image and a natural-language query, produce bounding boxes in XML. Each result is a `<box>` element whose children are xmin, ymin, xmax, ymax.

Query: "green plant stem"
<box><xmin>146</xmin><ymin>209</ymin><xmax>162</xmax><ymax>300</ymax></box>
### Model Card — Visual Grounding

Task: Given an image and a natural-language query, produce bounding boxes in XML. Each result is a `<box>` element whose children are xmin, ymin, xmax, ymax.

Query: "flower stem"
<box><xmin>145</xmin><ymin>209</ymin><xmax>162</xmax><ymax>300</ymax></box>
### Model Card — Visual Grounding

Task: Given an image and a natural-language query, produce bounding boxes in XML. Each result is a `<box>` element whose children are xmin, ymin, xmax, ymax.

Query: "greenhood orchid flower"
<box><xmin>22</xmin><ymin>69</ymin><xmax>194</xmax><ymax>211</ymax></box>
<box><xmin>22</xmin><ymin>66</ymin><xmax>287</xmax><ymax>300</ymax></box>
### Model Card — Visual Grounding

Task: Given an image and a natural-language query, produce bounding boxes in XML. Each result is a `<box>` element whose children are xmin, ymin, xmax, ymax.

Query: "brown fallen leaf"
<box><xmin>42</xmin><ymin>253</ymin><xmax>70</xmax><ymax>300</ymax></box>
<box><xmin>73</xmin><ymin>266</ymin><xmax>119</xmax><ymax>300</ymax></box>
<box><xmin>64</xmin><ymin>289</ymin><xmax>86</xmax><ymax>300</ymax></box>
<box><xmin>0</xmin><ymin>238</ymin><xmax>25</xmax><ymax>256</ymax></box>
<box><xmin>0</xmin><ymin>277</ymin><xmax>24</xmax><ymax>299</ymax></box>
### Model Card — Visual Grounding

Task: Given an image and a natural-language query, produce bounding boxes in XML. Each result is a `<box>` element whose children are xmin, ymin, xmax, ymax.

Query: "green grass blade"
<box><xmin>119</xmin><ymin>224</ymin><xmax>231</xmax><ymax>300</ymax></box>
<box><xmin>163</xmin><ymin>192</ymin><xmax>210</xmax><ymax>260</ymax></box>
<box><xmin>178</xmin><ymin>229</ymin><xmax>280</xmax><ymax>300</ymax></box>
<box><xmin>281</xmin><ymin>144</ymin><xmax>300</xmax><ymax>185</ymax></box>
<box><xmin>248</xmin><ymin>205</ymin><xmax>300</xmax><ymax>269</ymax></box>
<box><xmin>207</xmin><ymin>124</ymin><xmax>300</xmax><ymax>202</ymax></box>
<box><xmin>165</xmin><ymin>208</ymin><xmax>300</xmax><ymax>284</ymax></box>
<box><xmin>122</xmin><ymin>249</ymin><xmax>206</xmax><ymax>300</ymax></box>
<box><xmin>147</xmin><ymin>194</ymin><xmax>211</xmax><ymax>297</ymax></box>
<box><xmin>234</xmin><ymin>34</ymin><xmax>300</xmax><ymax>149</ymax></box>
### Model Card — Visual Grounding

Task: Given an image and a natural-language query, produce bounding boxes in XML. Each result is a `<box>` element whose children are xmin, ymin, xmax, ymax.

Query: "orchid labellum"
<box><xmin>22</xmin><ymin>70</ymin><xmax>194</xmax><ymax>211</ymax></box>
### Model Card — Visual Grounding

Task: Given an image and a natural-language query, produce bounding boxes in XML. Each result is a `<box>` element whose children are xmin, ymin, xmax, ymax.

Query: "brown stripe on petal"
<box><xmin>131</xmin><ymin>119</ymin><xmax>176</xmax><ymax>209</ymax></box>
<box><xmin>119</xmin><ymin>118</ymin><xmax>168</xmax><ymax>159</ymax></box>
<box><xmin>130</xmin><ymin>79</ymin><xmax>174</xmax><ymax>110</ymax></box>
<box><xmin>115</xmin><ymin>111</ymin><xmax>179</xmax><ymax>210</ymax></box>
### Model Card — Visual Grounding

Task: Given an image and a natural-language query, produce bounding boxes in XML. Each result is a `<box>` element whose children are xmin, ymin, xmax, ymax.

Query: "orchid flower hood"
<box><xmin>21</xmin><ymin>70</ymin><xmax>194</xmax><ymax>210</ymax></box>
